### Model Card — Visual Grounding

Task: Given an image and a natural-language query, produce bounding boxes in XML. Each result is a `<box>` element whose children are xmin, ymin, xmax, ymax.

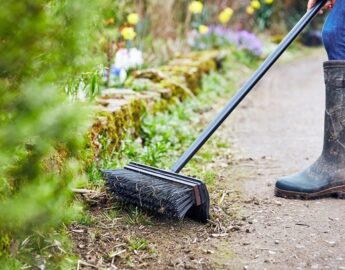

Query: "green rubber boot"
<box><xmin>275</xmin><ymin>61</ymin><xmax>345</xmax><ymax>199</ymax></box>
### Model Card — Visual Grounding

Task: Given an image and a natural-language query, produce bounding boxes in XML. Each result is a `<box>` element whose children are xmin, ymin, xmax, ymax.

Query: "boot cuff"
<box><xmin>324</xmin><ymin>60</ymin><xmax>345</xmax><ymax>69</ymax></box>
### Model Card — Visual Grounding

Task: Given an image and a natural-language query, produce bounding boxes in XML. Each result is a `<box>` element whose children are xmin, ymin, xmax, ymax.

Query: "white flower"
<box><xmin>128</xmin><ymin>48</ymin><xmax>143</xmax><ymax>67</ymax></box>
<box><xmin>114</xmin><ymin>48</ymin><xmax>143</xmax><ymax>70</ymax></box>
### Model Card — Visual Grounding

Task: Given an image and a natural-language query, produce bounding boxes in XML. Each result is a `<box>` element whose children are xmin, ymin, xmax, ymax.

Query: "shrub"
<box><xmin>0</xmin><ymin>0</ymin><xmax>96</xmax><ymax>267</ymax></box>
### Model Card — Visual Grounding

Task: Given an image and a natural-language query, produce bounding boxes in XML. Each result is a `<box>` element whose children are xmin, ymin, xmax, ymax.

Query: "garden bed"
<box><xmin>90</xmin><ymin>51</ymin><xmax>222</xmax><ymax>158</ymax></box>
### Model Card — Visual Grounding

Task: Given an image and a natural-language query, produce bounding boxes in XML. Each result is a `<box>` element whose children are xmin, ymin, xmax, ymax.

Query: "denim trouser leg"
<box><xmin>322</xmin><ymin>0</ymin><xmax>345</xmax><ymax>60</ymax></box>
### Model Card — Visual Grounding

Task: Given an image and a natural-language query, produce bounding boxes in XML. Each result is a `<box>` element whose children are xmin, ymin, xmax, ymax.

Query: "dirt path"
<box><xmin>217</xmin><ymin>51</ymin><xmax>345</xmax><ymax>269</ymax></box>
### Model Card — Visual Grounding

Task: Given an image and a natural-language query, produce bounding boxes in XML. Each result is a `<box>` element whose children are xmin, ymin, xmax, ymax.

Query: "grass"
<box><xmin>77</xmin><ymin>213</ymin><xmax>95</xmax><ymax>226</ymax></box>
<box><xmin>124</xmin><ymin>206</ymin><xmax>152</xmax><ymax>225</ymax></box>
<box><xmin>2</xmin><ymin>229</ymin><xmax>78</xmax><ymax>270</ymax></box>
<box><xmin>104</xmin><ymin>209</ymin><xmax>118</xmax><ymax>221</ymax></box>
<box><xmin>203</xmin><ymin>170</ymin><xmax>217</xmax><ymax>186</ymax></box>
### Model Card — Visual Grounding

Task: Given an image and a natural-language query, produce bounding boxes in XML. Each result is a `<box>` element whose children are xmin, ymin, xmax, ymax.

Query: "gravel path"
<box><xmin>218</xmin><ymin>51</ymin><xmax>345</xmax><ymax>270</ymax></box>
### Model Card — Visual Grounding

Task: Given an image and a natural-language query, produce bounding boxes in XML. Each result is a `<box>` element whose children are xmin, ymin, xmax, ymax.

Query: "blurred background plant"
<box><xmin>0</xmin><ymin>0</ymin><xmax>96</xmax><ymax>267</ymax></box>
<box><xmin>61</xmin><ymin>0</ymin><xmax>325</xmax><ymax>98</ymax></box>
<box><xmin>246</xmin><ymin>0</ymin><xmax>275</xmax><ymax>31</ymax></box>
<box><xmin>98</xmin><ymin>1</ymin><xmax>145</xmax><ymax>88</ymax></box>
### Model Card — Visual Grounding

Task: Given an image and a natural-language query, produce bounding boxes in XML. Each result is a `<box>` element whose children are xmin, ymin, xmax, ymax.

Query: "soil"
<box><xmin>72</xmin><ymin>50</ymin><xmax>345</xmax><ymax>270</ymax></box>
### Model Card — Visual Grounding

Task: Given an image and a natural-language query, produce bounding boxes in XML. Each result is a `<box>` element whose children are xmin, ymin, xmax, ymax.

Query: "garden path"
<box><xmin>218</xmin><ymin>50</ymin><xmax>345</xmax><ymax>269</ymax></box>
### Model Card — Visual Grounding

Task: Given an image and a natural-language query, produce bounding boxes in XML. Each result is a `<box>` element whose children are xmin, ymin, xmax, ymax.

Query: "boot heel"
<box><xmin>334</xmin><ymin>186</ymin><xmax>345</xmax><ymax>199</ymax></box>
<box><xmin>336</xmin><ymin>192</ymin><xmax>345</xmax><ymax>199</ymax></box>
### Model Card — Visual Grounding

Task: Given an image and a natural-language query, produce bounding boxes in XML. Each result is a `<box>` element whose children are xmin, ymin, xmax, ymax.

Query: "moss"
<box><xmin>132</xmin><ymin>69</ymin><xmax>167</xmax><ymax>83</ymax></box>
<box><xmin>160</xmin><ymin>65</ymin><xmax>201</xmax><ymax>93</ymax></box>
<box><xmin>129</xmin><ymin>98</ymin><xmax>146</xmax><ymax>136</ymax></box>
<box><xmin>89</xmin><ymin>115</ymin><xmax>108</xmax><ymax>157</ymax></box>
<box><xmin>0</xmin><ymin>233</ymin><xmax>11</xmax><ymax>256</ymax></box>
<box><xmin>126</xmin><ymin>78</ymin><xmax>159</xmax><ymax>92</ymax></box>
<box><xmin>159</xmin><ymin>79</ymin><xmax>193</xmax><ymax>101</ymax></box>
<box><xmin>137</xmin><ymin>91</ymin><xmax>162</xmax><ymax>113</ymax></box>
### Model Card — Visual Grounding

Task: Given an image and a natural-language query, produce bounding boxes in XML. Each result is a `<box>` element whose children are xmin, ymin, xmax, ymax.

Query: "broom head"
<box><xmin>102</xmin><ymin>162</ymin><xmax>209</xmax><ymax>223</ymax></box>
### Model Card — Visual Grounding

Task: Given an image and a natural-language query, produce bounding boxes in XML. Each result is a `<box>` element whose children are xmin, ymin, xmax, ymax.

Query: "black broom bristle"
<box><xmin>103</xmin><ymin>169</ymin><xmax>196</xmax><ymax>219</ymax></box>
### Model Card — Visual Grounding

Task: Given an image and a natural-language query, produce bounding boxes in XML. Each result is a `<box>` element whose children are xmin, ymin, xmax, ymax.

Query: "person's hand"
<box><xmin>307</xmin><ymin>0</ymin><xmax>336</xmax><ymax>13</ymax></box>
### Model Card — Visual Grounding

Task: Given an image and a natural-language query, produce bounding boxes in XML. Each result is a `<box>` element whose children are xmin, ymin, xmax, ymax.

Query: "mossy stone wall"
<box><xmin>90</xmin><ymin>50</ymin><xmax>222</xmax><ymax>156</ymax></box>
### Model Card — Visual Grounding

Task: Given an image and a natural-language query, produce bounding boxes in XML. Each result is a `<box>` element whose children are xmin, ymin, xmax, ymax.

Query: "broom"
<box><xmin>102</xmin><ymin>0</ymin><xmax>327</xmax><ymax>223</ymax></box>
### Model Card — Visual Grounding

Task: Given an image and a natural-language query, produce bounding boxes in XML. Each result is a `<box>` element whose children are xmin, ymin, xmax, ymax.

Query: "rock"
<box><xmin>211</xmin><ymin>233</ymin><xmax>228</xmax><ymax>238</ymax></box>
<box><xmin>325</xmin><ymin>240</ymin><xmax>336</xmax><ymax>247</ymax></box>
<box><xmin>274</xmin><ymin>200</ymin><xmax>283</xmax><ymax>206</ymax></box>
<box><xmin>274</xmin><ymin>240</ymin><xmax>280</xmax><ymax>245</ymax></box>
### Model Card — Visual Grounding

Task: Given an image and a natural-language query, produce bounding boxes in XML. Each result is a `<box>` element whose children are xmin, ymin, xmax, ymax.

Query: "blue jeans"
<box><xmin>322</xmin><ymin>0</ymin><xmax>345</xmax><ymax>60</ymax></box>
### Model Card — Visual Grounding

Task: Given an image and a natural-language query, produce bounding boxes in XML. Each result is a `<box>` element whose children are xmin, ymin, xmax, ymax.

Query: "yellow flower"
<box><xmin>121</xmin><ymin>27</ymin><xmax>136</xmax><ymax>40</ymax></box>
<box><xmin>251</xmin><ymin>0</ymin><xmax>261</xmax><ymax>10</ymax></box>
<box><xmin>127</xmin><ymin>13</ymin><xmax>139</xmax><ymax>25</ymax></box>
<box><xmin>265</xmin><ymin>0</ymin><xmax>273</xmax><ymax>4</ymax></box>
<box><xmin>224</xmin><ymin>7</ymin><xmax>234</xmax><ymax>15</ymax></box>
<box><xmin>218</xmin><ymin>7</ymin><xmax>234</xmax><ymax>25</ymax></box>
<box><xmin>246</xmin><ymin>6</ymin><xmax>255</xmax><ymax>15</ymax></box>
<box><xmin>188</xmin><ymin>1</ymin><xmax>203</xmax><ymax>14</ymax></box>
<box><xmin>198</xmin><ymin>25</ymin><xmax>209</xmax><ymax>35</ymax></box>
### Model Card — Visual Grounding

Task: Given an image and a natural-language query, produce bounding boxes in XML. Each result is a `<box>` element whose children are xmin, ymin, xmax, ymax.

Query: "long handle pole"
<box><xmin>171</xmin><ymin>0</ymin><xmax>327</xmax><ymax>173</ymax></box>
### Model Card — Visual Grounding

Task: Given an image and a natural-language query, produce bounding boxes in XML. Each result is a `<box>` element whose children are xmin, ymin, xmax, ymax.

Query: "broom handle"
<box><xmin>171</xmin><ymin>0</ymin><xmax>327</xmax><ymax>173</ymax></box>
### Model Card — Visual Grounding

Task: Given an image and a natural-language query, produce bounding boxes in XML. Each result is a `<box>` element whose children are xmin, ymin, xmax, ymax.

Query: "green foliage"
<box><xmin>0</xmin><ymin>0</ymin><xmax>96</xmax><ymax>267</ymax></box>
<box><xmin>65</xmin><ymin>69</ymin><xmax>103</xmax><ymax>99</ymax></box>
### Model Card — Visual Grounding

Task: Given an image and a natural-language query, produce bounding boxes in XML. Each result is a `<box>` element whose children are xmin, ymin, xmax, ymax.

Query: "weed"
<box><xmin>216</xmin><ymin>140</ymin><xmax>230</xmax><ymax>149</ymax></box>
<box><xmin>128</xmin><ymin>238</ymin><xmax>149</xmax><ymax>252</ymax></box>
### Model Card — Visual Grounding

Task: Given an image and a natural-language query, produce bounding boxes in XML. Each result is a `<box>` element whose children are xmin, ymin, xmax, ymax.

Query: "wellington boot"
<box><xmin>276</xmin><ymin>61</ymin><xmax>345</xmax><ymax>199</ymax></box>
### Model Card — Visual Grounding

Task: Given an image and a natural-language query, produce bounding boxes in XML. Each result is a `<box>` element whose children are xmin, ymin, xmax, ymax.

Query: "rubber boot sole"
<box><xmin>275</xmin><ymin>185</ymin><xmax>345</xmax><ymax>200</ymax></box>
